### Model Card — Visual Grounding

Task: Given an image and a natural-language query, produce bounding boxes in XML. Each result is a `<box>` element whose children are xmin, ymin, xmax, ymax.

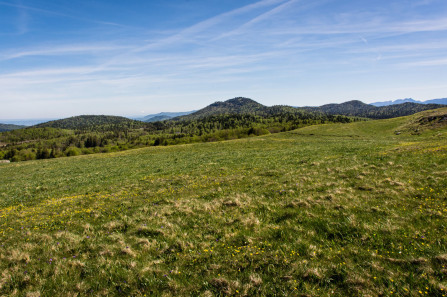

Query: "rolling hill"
<box><xmin>2</xmin><ymin>97</ymin><xmax>445</xmax><ymax>163</ymax></box>
<box><xmin>177</xmin><ymin>97</ymin><xmax>446</xmax><ymax>121</ymax></box>
<box><xmin>177</xmin><ymin>97</ymin><xmax>269</xmax><ymax>120</ymax></box>
<box><xmin>0</xmin><ymin>101</ymin><xmax>357</xmax><ymax>162</ymax></box>
<box><xmin>302</xmin><ymin>100</ymin><xmax>445</xmax><ymax>119</ymax></box>
<box><xmin>175</xmin><ymin>97</ymin><xmax>350</xmax><ymax>121</ymax></box>
<box><xmin>28</xmin><ymin>98</ymin><xmax>446</xmax><ymax>129</ymax></box>
<box><xmin>1</xmin><ymin>108</ymin><xmax>446</xmax><ymax>296</ymax></box>
<box><xmin>35</xmin><ymin>115</ymin><xmax>146</xmax><ymax>130</ymax></box>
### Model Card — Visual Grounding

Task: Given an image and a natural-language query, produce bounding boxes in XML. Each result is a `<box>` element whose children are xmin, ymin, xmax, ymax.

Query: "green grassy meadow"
<box><xmin>1</xmin><ymin>109</ymin><xmax>447</xmax><ymax>296</ymax></box>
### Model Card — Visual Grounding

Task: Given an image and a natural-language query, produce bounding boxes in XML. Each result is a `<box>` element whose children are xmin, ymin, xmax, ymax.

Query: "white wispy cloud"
<box><xmin>0</xmin><ymin>66</ymin><xmax>105</xmax><ymax>78</ymax></box>
<box><xmin>94</xmin><ymin>0</ymin><xmax>289</xmax><ymax>72</ymax></box>
<box><xmin>88</xmin><ymin>0</ymin><xmax>312</xmax><ymax>77</ymax></box>
<box><xmin>1</xmin><ymin>0</ymin><xmax>447</xmax><ymax>118</ymax></box>
<box><xmin>0</xmin><ymin>1</ymin><xmax>61</xmax><ymax>16</ymax></box>
<box><xmin>0</xmin><ymin>44</ymin><xmax>132</xmax><ymax>61</ymax></box>
<box><xmin>212</xmin><ymin>0</ymin><xmax>327</xmax><ymax>40</ymax></box>
<box><xmin>265</xmin><ymin>17</ymin><xmax>447</xmax><ymax>36</ymax></box>
<box><xmin>389</xmin><ymin>18</ymin><xmax>447</xmax><ymax>33</ymax></box>
<box><xmin>131</xmin><ymin>0</ymin><xmax>288</xmax><ymax>51</ymax></box>
<box><xmin>412</xmin><ymin>0</ymin><xmax>436</xmax><ymax>7</ymax></box>
<box><xmin>348</xmin><ymin>41</ymin><xmax>447</xmax><ymax>54</ymax></box>
<box><xmin>15</xmin><ymin>0</ymin><xmax>29</xmax><ymax>35</ymax></box>
<box><xmin>0</xmin><ymin>0</ymin><xmax>139</xmax><ymax>29</ymax></box>
<box><xmin>400</xmin><ymin>58</ymin><xmax>447</xmax><ymax>67</ymax></box>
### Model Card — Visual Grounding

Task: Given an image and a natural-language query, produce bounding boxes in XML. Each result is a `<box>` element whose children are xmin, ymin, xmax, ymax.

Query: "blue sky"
<box><xmin>0</xmin><ymin>0</ymin><xmax>447</xmax><ymax>119</ymax></box>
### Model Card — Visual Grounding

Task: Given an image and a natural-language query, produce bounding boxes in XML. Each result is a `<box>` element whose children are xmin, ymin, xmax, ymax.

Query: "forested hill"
<box><xmin>176</xmin><ymin>97</ymin><xmax>446</xmax><ymax>121</ymax></box>
<box><xmin>2</xmin><ymin>97</ymin><xmax>446</xmax><ymax>163</ymax></box>
<box><xmin>176</xmin><ymin>97</ymin><xmax>333</xmax><ymax>121</ymax></box>
<box><xmin>1</xmin><ymin>100</ymin><xmax>357</xmax><ymax>162</ymax></box>
<box><xmin>178</xmin><ymin>97</ymin><xmax>268</xmax><ymax>120</ymax></box>
<box><xmin>35</xmin><ymin>115</ymin><xmax>146</xmax><ymax>131</ymax></box>
<box><xmin>301</xmin><ymin>100</ymin><xmax>446</xmax><ymax>119</ymax></box>
<box><xmin>0</xmin><ymin>124</ymin><xmax>27</xmax><ymax>132</ymax></box>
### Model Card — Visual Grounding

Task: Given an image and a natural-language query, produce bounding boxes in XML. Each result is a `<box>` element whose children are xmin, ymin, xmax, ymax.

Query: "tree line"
<box><xmin>0</xmin><ymin>112</ymin><xmax>359</xmax><ymax>162</ymax></box>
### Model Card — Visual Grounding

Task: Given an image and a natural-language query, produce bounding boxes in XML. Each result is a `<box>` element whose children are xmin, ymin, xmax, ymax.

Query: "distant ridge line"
<box><xmin>370</xmin><ymin>97</ymin><xmax>447</xmax><ymax>107</ymax></box>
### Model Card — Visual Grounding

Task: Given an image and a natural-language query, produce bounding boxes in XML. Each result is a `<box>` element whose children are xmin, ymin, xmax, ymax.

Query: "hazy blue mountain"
<box><xmin>134</xmin><ymin>111</ymin><xmax>196</xmax><ymax>122</ymax></box>
<box><xmin>0</xmin><ymin>118</ymin><xmax>58</xmax><ymax>126</ymax></box>
<box><xmin>424</xmin><ymin>98</ymin><xmax>447</xmax><ymax>105</ymax></box>
<box><xmin>0</xmin><ymin>123</ymin><xmax>27</xmax><ymax>132</ymax></box>
<box><xmin>145</xmin><ymin>115</ymin><xmax>172</xmax><ymax>122</ymax></box>
<box><xmin>371</xmin><ymin>98</ymin><xmax>447</xmax><ymax>106</ymax></box>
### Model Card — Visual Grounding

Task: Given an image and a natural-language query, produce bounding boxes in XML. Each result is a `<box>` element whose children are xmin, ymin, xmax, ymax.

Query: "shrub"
<box><xmin>64</xmin><ymin>146</ymin><xmax>81</xmax><ymax>156</ymax></box>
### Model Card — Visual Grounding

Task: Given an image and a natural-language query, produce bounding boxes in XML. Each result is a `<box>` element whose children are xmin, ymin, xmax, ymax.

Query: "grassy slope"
<box><xmin>1</xmin><ymin>109</ymin><xmax>446</xmax><ymax>296</ymax></box>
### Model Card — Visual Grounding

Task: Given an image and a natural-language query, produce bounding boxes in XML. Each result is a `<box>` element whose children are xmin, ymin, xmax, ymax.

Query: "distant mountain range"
<box><xmin>301</xmin><ymin>100</ymin><xmax>445</xmax><ymax>119</ymax></box>
<box><xmin>1</xmin><ymin>97</ymin><xmax>446</xmax><ymax>131</ymax></box>
<box><xmin>370</xmin><ymin>98</ymin><xmax>447</xmax><ymax>107</ymax></box>
<box><xmin>134</xmin><ymin>111</ymin><xmax>196</xmax><ymax>122</ymax></box>
<box><xmin>175</xmin><ymin>97</ymin><xmax>445</xmax><ymax>121</ymax></box>
<box><xmin>135</xmin><ymin>97</ymin><xmax>447</xmax><ymax>121</ymax></box>
<box><xmin>0</xmin><ymin>118</ymin><xmax>57</xmax><ymax>126</ymax></box>
<box><xmin>2</xmin><ymin>97</ymin><xmax>446</xmax><ymax>163</ymax></box>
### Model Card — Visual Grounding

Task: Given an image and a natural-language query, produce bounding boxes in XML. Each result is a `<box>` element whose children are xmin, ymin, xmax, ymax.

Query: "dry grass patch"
<box><xmin>4</xmin><ymin>250</ymin><xmax>30</xmax><ymax>264</ymax></box>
